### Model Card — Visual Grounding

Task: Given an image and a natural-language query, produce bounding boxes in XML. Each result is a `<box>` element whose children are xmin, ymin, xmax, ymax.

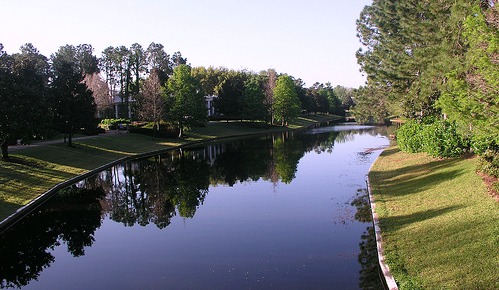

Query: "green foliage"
<box><xmin>397</xmin><ymin>119</ymin><xmax>468</xmax><ymax>158</ymax></box>
<box><xmin>49</xmin><ymin>56</ymin><xmax>97</xmax><ymax>146</ymax></box>
<box><xmin>0</xmin><ymin>44</ymin><xmax>51</xmax><ymax>159</ymax></box>
<box><xmin>215</xmin><ymin>69</ymin><xmax>249</xmax><ymax>120</ymax></box>
<box><xmin>438</xmin><ymin>4</ymin><xmax>499</xmax><ymax>148</ymax></box>
<box><xmin>422</xmin><ymin>120</ymin><xmax>468</xmax><ymax>158</ymax></box>
<box><xmin>304</xmin><ymin>82</ymin><xmax>343</xmax><ymax>115</ymax></box>
<box><xmin>128</xmin><ymin>125</ymin><xmax>179</xmax><ymax>138</ymax></box>
<box><xmin>100</xmin><ymin>118</ymin><xmax>131</xmax><ymax>125</ymax></box>
<box><xmin>333</xmin><ymin>85</ymin><xmax>355</xmax><ymax>111</ymax></box>
<box><xmin>99</xmin><ymin>118</ymin><xmax>131</xmax><ymax>129</ymax></box>
<box><xmin>272</xmin><ymin>75</ymin><xmax>301</xmax><ymax>126</ymax></box>
<box><xmin>191</xmin><ymin>66</ymin><xmax>227</xmax><ymax>96</ymax></box>
<box><xmin>470</xmin><ymin>133</ymin><xmax>499</xmax><ymax>155</ymax></box>
<box><xmin>351</xmin><ymin>85</ymin><xmax>389</xmax><ymax>124</ymax></box>
<box><xmin>396</xmin><ymin>119</ymin><xmax>425</xmax><ymax>153</ymax></box>
<box><xmin>166</xmin><ymin>65</ymin><xmax>206</xmax><ymax>137</ymax></box>
<box><xmin>435</xmin><ymin>4</ymin><xmax>499</xmax><ymax>183</ymax></box>
<box><xmin>477</xmin><ymin>149</ymin><xmax>499</xmax><ymax>178</ymax></box>
<box><xmin>356</xmin><ymin>0</ymin><xmax>481</xmax><ymax>118</ymax></box>
<box><xmin>241</xmin><ymin>76</ymin><xmax>268</xmax><ymax>122</ymax></box>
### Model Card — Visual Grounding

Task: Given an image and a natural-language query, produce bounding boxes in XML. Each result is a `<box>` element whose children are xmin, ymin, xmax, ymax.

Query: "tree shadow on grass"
<box><xmin>376</xmin><ymin>169</ymin><xmax>465</xmax><ymax>197</ymax></box>
<box><xmin>370</xmin><ymin>152</ymin><xmax>465</xmax><ymax>197</ymax></box>
<box><xmin>380</xmin><ymin>205</ymin><xmax>464</xmax><ymax>233</ymax></box>
<box><xmin>16</xmin><ymin>143</ymin><xmax>125</xmax><ymax>171</ymax></box>
<box><xmin>1</xmin><ymin>156</ymin><xmax>44</xmax><ymax>168</ymax></box>
<box><xmin>373</xmin><ymin>157</ymin><xmax>462</xmax><ymax>182</ymax></box>
<box><xmin>0</xmin><ymin>200</ymin><xmax>22</xmax><ymax>222</ymax></box>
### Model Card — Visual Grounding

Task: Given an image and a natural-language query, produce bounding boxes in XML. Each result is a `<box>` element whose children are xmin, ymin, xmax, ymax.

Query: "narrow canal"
<box><xmin>0</xmin><ymin>123</ymin><xmax>390</xmax><ymax>289</ymax></box>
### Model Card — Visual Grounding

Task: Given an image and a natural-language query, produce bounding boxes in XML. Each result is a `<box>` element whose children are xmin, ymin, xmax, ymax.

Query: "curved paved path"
<box><xmin>8</xmin><ymin>130</ymin><xmax>123</xmax><ymax>152</ymax></box>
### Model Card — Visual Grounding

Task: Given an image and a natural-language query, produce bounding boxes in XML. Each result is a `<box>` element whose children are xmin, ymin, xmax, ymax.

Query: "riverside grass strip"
<box><xmin>0</xmin><ymin>115</ymin><xmax>340</xmax><ymax>221</ymax></box>
<box><xmin>368</xmin><ymin>146</ymin><xmax>499</xmax><ymax>289</ymax></box>
<box><xmin>0</xmin><ymin>133</ymin><xmax>181</xmax><ymax>221</ymax></box>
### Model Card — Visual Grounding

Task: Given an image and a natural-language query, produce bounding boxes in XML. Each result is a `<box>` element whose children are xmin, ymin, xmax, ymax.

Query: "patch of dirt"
<box><xmin>477</xmin><ymin>172</ymin><xmax>499</xmax><ymax>202</ymax></box>
<box><xmin>463</xmin><ymin>152</ymin><xmax>477</xmax><ymax>160</ymax></box>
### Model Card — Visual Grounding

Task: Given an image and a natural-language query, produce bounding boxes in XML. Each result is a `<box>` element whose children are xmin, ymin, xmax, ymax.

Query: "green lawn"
<box><xmin>369</xmin><ymin>146</ymin><xmax>499</xmax><ymax>289</ymax></box>
<box><xmin>185</xmin><ymin>115</ymin><xmax>339</xmax><ymax>140</ymax></box>
<box><xmin>0</xmin><ymin>115</ymin><xmax>341</xmax><ymax>221</ymax></box>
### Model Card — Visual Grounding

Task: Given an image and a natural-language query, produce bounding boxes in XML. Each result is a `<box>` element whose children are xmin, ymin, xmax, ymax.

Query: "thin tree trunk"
<box><xmin>177</xmin><ymin>119</ymin><xmax>183</xmax><ymax>138</ymax></box>
<box><xmin>1</xmin><ymin>140</ymin><xmax>9</xmax><ymax>160</ymax></box>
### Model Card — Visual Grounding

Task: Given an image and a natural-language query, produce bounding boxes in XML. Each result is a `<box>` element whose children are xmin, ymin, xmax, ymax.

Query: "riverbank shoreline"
<box><xmin>366</xmin><ymin>172</ymin><xmax>399</xmax><ymax>290</ymax></box>
<box><xmin>0</xmin><ymin>115</ymin><xmax>343</xmax><ymax>231</ymax></box>
<box><xmin>368</xmin><ymin>146</ymin><xmax>498</xmax><ymax>289</ymax></box>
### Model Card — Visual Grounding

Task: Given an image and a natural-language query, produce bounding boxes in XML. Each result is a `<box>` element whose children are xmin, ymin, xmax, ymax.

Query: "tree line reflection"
<box><xmin>0</xmin><ymin>187</ymin><xmax>104</xmax><ymax>288</ymax></box>
<box><xmin>0</xmin><ymin>125</ymin><xmax>388</xmax><ymax>289</ymax></box>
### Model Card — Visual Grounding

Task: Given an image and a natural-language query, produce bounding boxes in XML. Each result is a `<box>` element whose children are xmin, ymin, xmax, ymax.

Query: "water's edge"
<box><xmin>366</xmin><ymin>152</ymin><xmax>399</xmax><ymax>290</ymax></box>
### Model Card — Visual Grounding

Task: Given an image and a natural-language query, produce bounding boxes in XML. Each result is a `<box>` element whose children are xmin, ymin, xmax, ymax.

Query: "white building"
<box><xmin>205</xmin><ymin>95</ymin><xmax>217</xmax><ymax>117</ymax></box>
<box><xmin>111</xmin><ymin>94</ymin><xmax>136</xmax><ymax>119</ymax></box>
<box><xmin>107</xmin><ymin>94</ymin><xmax>216</xmax><ymax>120</ymax></box>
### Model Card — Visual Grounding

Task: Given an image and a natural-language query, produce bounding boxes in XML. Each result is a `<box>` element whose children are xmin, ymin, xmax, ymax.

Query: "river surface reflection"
<box><xmin>0</xmin><ymin>123</ymin><xmax>390</xmax><ymax>289</ymax></box>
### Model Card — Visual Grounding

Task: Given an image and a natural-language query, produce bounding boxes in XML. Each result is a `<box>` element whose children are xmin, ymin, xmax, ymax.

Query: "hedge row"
<box><xmin>128</xmin><ymin>126</ymin><xmax>179</xmax><ymax>138</ymax></box>
<box><xmin>396</xmin><ymin>119</ymin><xmax>468</xmax><ymax>158</ymax></box>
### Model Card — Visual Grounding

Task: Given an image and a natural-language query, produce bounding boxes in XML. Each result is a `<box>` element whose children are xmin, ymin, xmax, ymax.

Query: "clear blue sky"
<box><xmin>1</xmin><ymin>0</ymin><xmax>372</xmax><ymax>88</ymax></box>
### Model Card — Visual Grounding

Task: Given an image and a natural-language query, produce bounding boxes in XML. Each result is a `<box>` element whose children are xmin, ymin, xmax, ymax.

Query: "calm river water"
<box><xmin>0</xmin><ymin>123</ymin><xmax>390</xmax><ymax>289</ymax></box>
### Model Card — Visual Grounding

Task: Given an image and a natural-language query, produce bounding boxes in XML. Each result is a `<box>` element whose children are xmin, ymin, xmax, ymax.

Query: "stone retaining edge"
<box><xmin>366</xmin><ymin>167</ymin><xmax>399</xmax><ymax>290</ymax></box>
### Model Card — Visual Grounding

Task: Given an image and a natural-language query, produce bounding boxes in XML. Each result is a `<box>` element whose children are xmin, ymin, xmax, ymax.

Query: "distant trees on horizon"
<box><xmin>0</xmin><ymin>41</ymin><xmax>354</xmax><ymax>159</ymax></box>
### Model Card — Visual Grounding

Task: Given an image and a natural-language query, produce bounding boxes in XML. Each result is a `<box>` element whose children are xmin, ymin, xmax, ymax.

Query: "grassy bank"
<box><xmin>0</xmin><ymin>115</ymin><xmax>339</xmax><ymax>221</ymax></box>
<box><xmin>369</xmin><ymin>146</ymin><xmax>499</xmax><ymax>289</ymax></box>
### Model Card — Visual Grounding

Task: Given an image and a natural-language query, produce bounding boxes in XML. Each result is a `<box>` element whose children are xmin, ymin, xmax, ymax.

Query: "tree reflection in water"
<box><xmin>0</xmin><ymin>187</ymin><xmax>104</xmax><ymax>289</ymax></box>
<box><xmin>351</xmin><ymin>189</ymin><xmax>386</xmax><ymax>290</ymax></box>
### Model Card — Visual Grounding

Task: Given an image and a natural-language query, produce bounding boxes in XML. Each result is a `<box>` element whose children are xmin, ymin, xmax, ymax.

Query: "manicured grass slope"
<box><xmin>369</xmin><ymin>147</ymin><xmax>499</xmax><ymax>289</ymax></box>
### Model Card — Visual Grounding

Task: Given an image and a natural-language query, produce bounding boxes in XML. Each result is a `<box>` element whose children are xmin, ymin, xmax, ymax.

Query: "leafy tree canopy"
<box><xmin>272</xmin><ymin>75</ymin><xmax>301</xmax><ymax>126</ymax></box>
<box><xmin>166</xmin><ymin>64</ymin><xmax>206</xmax><ymax>137</ymax></box>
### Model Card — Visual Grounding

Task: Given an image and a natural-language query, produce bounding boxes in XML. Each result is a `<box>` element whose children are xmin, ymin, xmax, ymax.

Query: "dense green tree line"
<box><xmin>1</xmin><ymin>41</ymin><xmax>354</xmax><ymax>159</ymax></box>
<box><xmin>0</xmin><ymin>43</ymin><xmax>99</xmax><ymax>158</ymax></box>
<box><xmin>354</xmin><ymin>1</ymin><xmax>499</xmax><ymax>183</ymax></box>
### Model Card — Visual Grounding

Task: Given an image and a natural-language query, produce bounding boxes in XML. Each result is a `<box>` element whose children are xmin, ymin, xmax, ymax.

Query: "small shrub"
<box><xmin>396</xmin><ymin>119</ymin><xmax>424</xmax><ymax>153</ymax></box>
<box><xmin>470</xmin><ymin>134</ymin><xmax>498</xmax><ymax>155</ymax></box>
<box><xmin>397</xmin><ymin>118</ymin><xmax>468</xmax><ymax>158</ymax></box>
<box><xmin>81</xmin><ymin>126</ymin><xmax>105</xmax><ymax>136</ymax></box>
<box><xmin>422</xmin><ymin>120</ymin><xmax>467</xmax><ymax>158</ymax></box>
<box><xmin>477</xmin><ymin>149</ymin><xmax>499</xmax><ymax>178</ymax></box>
<box><xmin>99</xmin><ymin>118</ymin><xmax>131</xmax><ymax>130</ymax></box>
<box><xmin>128</xmin><ymin>126</ymin><xmax>179</xmax><ymax>138</ymax></box>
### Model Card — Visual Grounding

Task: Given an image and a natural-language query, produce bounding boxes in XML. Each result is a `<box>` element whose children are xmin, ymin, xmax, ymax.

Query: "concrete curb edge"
<box><xmin>366</xmin><ymin>164</ymin><xmax>399</xmax><ymax>290</ymax></box>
